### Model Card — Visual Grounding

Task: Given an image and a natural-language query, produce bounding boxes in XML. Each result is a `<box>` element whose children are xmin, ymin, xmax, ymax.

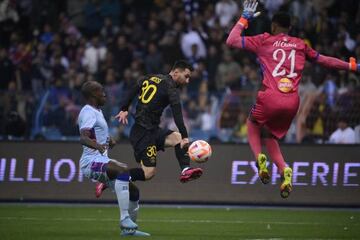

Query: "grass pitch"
<box><xmin>0</xmin><ymin>204</ymin><xmax>358</xmax><ymax>240</ymax></box>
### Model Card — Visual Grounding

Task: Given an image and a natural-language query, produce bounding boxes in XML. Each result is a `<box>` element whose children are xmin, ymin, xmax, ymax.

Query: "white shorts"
<box><xmin>80</xmin><ymin>155</ymin><xmax>115</xmax><ymax>189</ymax></box>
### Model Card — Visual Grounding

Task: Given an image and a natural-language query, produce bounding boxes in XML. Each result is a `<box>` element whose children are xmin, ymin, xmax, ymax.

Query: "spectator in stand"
<box><xmin>0</xmin><ymin>47</ymin><xmax>14</xmax><ymax>90</ymax></box>
<box><xmin>321</xmin><ymin>72</ymin><xmax>338</xmax><ymax>109</ymax></box>
<box><xmin>159</xmin><ymin>30</ymin><xmax>184</xmax><ymax>68</ymax></box>
<box><xmin>215</xmin><ymin>52</ymin><xmax>242</xmax><ymax>91</ymax></box>
<box><xmin>329</xmin><ymin>117</ymin><xmax>356</xmax><ymax>143</ymax></box>
<box><xmin>83</xmin><ymin>36</ymin><xmax>107</xmax><ymax>74</ymax></box>
<box><xmin>206</xmin><ymin>45</ymin><xmax>221</xmax><ymax>91</ymax></box>
<box><xmin>215</xmin><ymin>0</ymin><xmax>239</xmax><ymax>28</ymax></box>
<box><xmin>100</xmin><ymin>17</ymin><xmax>119</xmax><ymax>45</ymax></box>
<box><xmin>100</xmin><ymin>0</ymin><xmax>122</xmax><ymax>27</ymax></box>
<box><xmin>180</xmin><ymin>29</ymin><xmax>207</xmax><ymax>61</ymax></box>
<box><xmin>111</xmin><ymin>35</ymin><xmax>133</xmax><ymax>78</ymax></box>
<box><xmin>40</xmin><ymin>23</ymin><xmax>54</xmax><ymax>46</ymax></box>
<box><xmin>304</xmin><ymin>93</ymin><xmax>332</xmax><ymax>143</ymax></box>
<box><xmin>232</xmin><ymin>111</ymin><xmax>248</xmax><ymax>143</ymax></box>
<box><xmin>183</xmin><ymin>0</ymin><xmax>200</xmax><ymax>21</ymax></box>
<box><xmin>144</xmin><ymin>42</ymin><xmax>163</xmax><ymax>74</ymax></box>
<box><xmin>83</xmin><ymin>0</ymin><xmax>103</xmax><ymax>36</ymax></box>
<box><xmin>0</xmin><ymin>0</ymin><xmax>19</xmax><ymax>47</ymax></box>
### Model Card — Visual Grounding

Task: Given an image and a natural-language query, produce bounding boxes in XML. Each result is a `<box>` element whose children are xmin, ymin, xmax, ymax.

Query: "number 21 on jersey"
<box><xmin>272</xmin><ymin>49</ymin><xmax>298</xmax><ymax>78</ymax></box>
<box><xmin>139</xmin><ymin>80</ymin><xmax>157</xmax><ymax>104</ymax></box>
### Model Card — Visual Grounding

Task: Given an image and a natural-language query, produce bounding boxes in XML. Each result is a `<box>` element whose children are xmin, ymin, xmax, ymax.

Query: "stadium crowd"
<box><xmin>0</xmin><ymin>0</ymin><xmax>360</xmax><ymax>143</ymax></box>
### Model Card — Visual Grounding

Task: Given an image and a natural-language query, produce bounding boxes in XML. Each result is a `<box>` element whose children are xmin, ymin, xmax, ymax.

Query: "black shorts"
<box><xmin>129</xmin><ymin>124</ymin><xmax>173</xmax><ymax>167</ymax></box>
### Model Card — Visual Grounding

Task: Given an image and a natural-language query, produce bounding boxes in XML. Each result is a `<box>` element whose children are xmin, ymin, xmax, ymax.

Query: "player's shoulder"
<box><xmin>79</xmin><ymin>104</ymin><xmax>91</xmax><ymax>114</ymax></box>
<box><xmin>79</xmin><ymin>105</ymin><xmax>96</xmax><ymax>117</ymax></box>
<box><xmin>152</xmin><ymin>74</ymin><xmax>174</xmax><ymax>87</ymax></box>
<box><xmin>141</xmin><ymin>74</ymin><xmax>167</xmax><ymax>84</ymax></box>
<box><xmin>256</xmin><ymin>32</ymin><xmax>271</xmax><ymax>41</ymax></box>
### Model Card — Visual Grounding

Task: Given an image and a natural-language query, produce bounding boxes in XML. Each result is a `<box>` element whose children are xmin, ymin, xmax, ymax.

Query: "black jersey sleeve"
<box><xmin>120</xmin><ymin>77</ymin><xmax>143</xmax><ymax>111</ymax></box>
<box><xmin>167</xmin><ymin>81</ymin><xmax>188</xmax><ymax>138</ymax></box>
<box><xmin>171</xmin><ymin>103</ymin><xmax>188</xmax><ymax>138</ymax></box>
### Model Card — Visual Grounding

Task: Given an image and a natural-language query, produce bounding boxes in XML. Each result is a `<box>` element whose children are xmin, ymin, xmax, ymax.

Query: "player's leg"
<box><xmin>263</xmin><ymin>93</ymin><xmax>298</xmax><ymax>198</ymax></box>
<box><xmin>105</xmin><ymin>160</ymin><xmax>137</xmax><ymax>229</ymax></box>
<box><xmin>164</xmin><ymin>131</ymin><xmax>203</xmax><ymax>183</ymax></box>
<box><xmin>129</xmin><ymin>182</ymin><xmax>140</xmax><ymax>222</ymax></box>
<box><xmin>263</xmin><ymin>136</ymin><xmax>286</xmax><ymax>172</ymax></box>
<box><xmin>131</xmin><ymin>146</ymin><xmax>157</xmax><ymax>181</ymax></box>
<box><xmin>96</xmin><ymin>182</ymin><xmax>141</xmax><ymax>223</ymax></box>
<box><xmin>247</xmin><ymin>116</ymin><xmax>270</xmax><ymax>184</ymax></box>
<box><xmin>128</xmin><ymin>125</ymin><xmax>155</xmax><ymax>182</ymax></box>
<box><xmin>136</xmin><ymin>137</ymin><xmax>158</xmax><ymax>180</ymax></box>
<box><xmin>95</xmin><ymin>181</ymin><xmax>107</xmax><ymax>198</ymax></box>
<box><xmin>263</xmin><ymin>136</ymin><xmax>293</xmax><ymax>198</ymax></box>
<box><xmin>106</xmin><ymin>160</ymin><xmax>151</xmax><ymax>236</ymax></box>
<box><xmin>86</xmin><ymin>157</ymin><xmax>150</xmax><ymax>235</ymax></box>
<box><xmin>121</xmin><ymin>181</ymin><xmax>150</xmax><ymax>237</ymax></box>
<box><xmin>165</xmin><ymin>132</ymin><xmax>189</xmax><ymax>170</ymax></box>
<box><xmin>247</xmin><ymin>116</ymin><xmax>263</xmax><ymax>160</ymax></box>
<box><xmin>95</xmin><ymin>180</ymin><xmax>141</xmax><ymax>220</ymax></box>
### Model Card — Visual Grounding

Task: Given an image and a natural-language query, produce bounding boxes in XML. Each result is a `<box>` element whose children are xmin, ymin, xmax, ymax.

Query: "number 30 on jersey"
<box><xmin>139</xmin><ymin>80</ymin><xmax>157</xmax><ymax>104</ymax></box>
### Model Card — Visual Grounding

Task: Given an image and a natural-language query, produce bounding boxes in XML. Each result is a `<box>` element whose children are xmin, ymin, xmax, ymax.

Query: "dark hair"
<box><xmin>338</xmin><ymin>116</ymin><xmax>348</xmax><ymax>124</ymax></box>
<box><xmin>272</xmin><ymin>12</ymin><xmax>291</xmax><ymax>28</ymax></box>
<box><xmin>81</xmin><ymin>81</ymin><xmax>100</xmax><ymax>100</ymax></box>
<box><xmin>171</xmin><ymin>60</ymin><xmax>193</xmax><ymax>71</ymax></box>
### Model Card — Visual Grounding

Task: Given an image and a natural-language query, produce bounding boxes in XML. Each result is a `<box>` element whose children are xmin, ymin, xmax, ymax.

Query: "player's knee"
<box><xmin>174</xmin><ymin>132</ymin><xmax>182</xmax><ymax>142</ymax></box>
<box><xmin>143</xmin><ymin>167</ymin><xmax>156</xmax><ymax>180</ymax></box>
<box><xmin>166</xmin><ymin>132</ymin><xmax>182</xmax><ymax>146</ymax></box>
<box><xmin>260</xmin><ymin>128</ymin><xmax>277</xmax><ymax>139</ymax></box>
<box><xmin>107</xmin><ymin>159</ymin><xmax>128</xmax><ymax>178</ymax></box>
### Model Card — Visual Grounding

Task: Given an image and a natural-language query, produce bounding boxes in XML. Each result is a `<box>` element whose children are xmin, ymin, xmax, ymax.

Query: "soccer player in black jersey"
<box><xmin>114</xmin><ymin>60</ymin><xmax>203</xmax><ymax>184</ymax></box>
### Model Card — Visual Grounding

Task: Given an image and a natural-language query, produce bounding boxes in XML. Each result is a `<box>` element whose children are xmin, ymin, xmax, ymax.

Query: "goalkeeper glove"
<box><xmin>349</xmin><ymin>57</ymin><xmax>360</xmax><ymax>72</ymax></box>
<box><xmin>238</xmin><ymin>0</ymin><xmax>261</xmax><ymax>29</ymax></box>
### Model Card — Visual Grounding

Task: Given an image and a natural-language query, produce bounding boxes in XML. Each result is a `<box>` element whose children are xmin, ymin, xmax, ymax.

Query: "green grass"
<box><xmin>0</xmin><ymin>205</ymin><xmax>359</xmax><ymax>239</ymax></box>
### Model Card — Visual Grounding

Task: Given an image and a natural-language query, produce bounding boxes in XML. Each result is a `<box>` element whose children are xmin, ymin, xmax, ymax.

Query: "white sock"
<box><xmin>114</xmin><ymin>179</ymin><xmax>130</xmax><ymax>221</ymax></box>
<box><xmin>129</xmin><ymin>200</ymin><xmax>139</xmax><ymax>222</ymax></box>
<box><xmin>182</xmin><ymin>167</ymin><xmax>190</xmax><ymax>173</ymax></box>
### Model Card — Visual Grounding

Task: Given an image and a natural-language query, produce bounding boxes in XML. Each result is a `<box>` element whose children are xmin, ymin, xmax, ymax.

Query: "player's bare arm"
<box><xmin>115</xmin><ymin>77</ymin><xmax>142</xmax><ymax>124</ymax></box>
<box><xmin>80</xmin><ymin>129</ymin><xmax>106</xmax><ymax>154</ymax></box>
<box><xmin>109</xmin><ymin>136</ymin><xmax>116</xmax><ymax>149</ymax></box>
<box><xmin>115</xmin><ymin>110</ymin><xmax>129</xmax><ymax>125</ymax></box>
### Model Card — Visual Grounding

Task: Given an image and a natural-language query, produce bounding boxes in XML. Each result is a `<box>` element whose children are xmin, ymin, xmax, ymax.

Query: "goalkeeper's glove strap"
<box><xmin>237</xmin><ymin>17</ymin><xmax>249</xmax><ymax>29</ymax></box>
<box><xmin>349</xmin><ymin>57</ymin><xmax>357</xmax><ymax>71</ymax></box>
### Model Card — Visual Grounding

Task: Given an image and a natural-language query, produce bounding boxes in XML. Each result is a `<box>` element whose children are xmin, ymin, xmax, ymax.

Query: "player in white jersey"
<box><xmin>78</xmin><ymin>81</ymin><xmax>150</xmax><ymax>237</ymax></box>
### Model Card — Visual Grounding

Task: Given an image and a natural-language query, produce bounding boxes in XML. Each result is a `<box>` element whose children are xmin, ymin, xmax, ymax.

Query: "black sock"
<box><xmin>129</xmin><ymin>168</ymin><xmax>146</xmax><ymax>181</ymax></box>
<box><xmin>129</xmin><ymin>183</ymin><xmax>140</xmax><ymax>201</ymax></box>
<box><xmin>175</xmin><ymin>143</ymin><xmax>190</xmax><ymax>170</ymax></box>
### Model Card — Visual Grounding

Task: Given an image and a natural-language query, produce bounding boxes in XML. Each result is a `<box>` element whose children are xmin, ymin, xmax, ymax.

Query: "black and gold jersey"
<box><xmin>120</xmin><ymin>74</ymin><xmax>188</xmax><ymax>138</ymax></box>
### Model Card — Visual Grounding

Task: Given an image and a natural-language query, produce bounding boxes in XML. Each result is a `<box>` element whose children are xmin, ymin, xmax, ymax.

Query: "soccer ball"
<box><xmin>188</xmin><ymin>140</ymin><xmax>212</xmax><ymax>163</ymax></box>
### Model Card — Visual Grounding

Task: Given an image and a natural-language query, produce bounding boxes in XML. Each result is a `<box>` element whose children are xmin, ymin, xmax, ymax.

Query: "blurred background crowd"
<box><xmin>0</xmin><ymin>0</ymin><xmax>360</xmax><ymax>143</ymax></box>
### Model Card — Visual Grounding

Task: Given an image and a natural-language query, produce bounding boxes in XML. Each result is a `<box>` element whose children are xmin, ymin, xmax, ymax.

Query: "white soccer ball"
<box><xmin>188</xmin><ymin>140</ymin><xmax>212</xmax><ymax>163</ymax></box>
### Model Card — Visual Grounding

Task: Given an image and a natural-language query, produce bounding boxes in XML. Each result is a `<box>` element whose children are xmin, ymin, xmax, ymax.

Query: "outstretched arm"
<box><xmin>119</xmin><ymin>81</ymin><xmax>141</xmax><ymax>112</ymax></box>
<box><xmin>226</xmin><ymin>21</ymin><xmax>245</xmax><ymax>48</ymax></box>
<box><xmin>226</xmin><ymin>0</ymin><xmax>261</xmax><ymax>50</ymax></box>
<box><xmin>115</xmin><ymin>77</ymin><xmax>142</xmax><ymax>124</ymax></box>
<box><xmin>316</xmin><ymin>55</ymin><xmax>359</xmax><ymax>72</ymax></box>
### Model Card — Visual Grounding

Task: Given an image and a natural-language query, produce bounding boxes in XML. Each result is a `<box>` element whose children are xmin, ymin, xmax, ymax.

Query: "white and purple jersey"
<box><xmin>78</xmin><ymin>104</ymin><xmax>109</xmax><ymax>168</ymax></box>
